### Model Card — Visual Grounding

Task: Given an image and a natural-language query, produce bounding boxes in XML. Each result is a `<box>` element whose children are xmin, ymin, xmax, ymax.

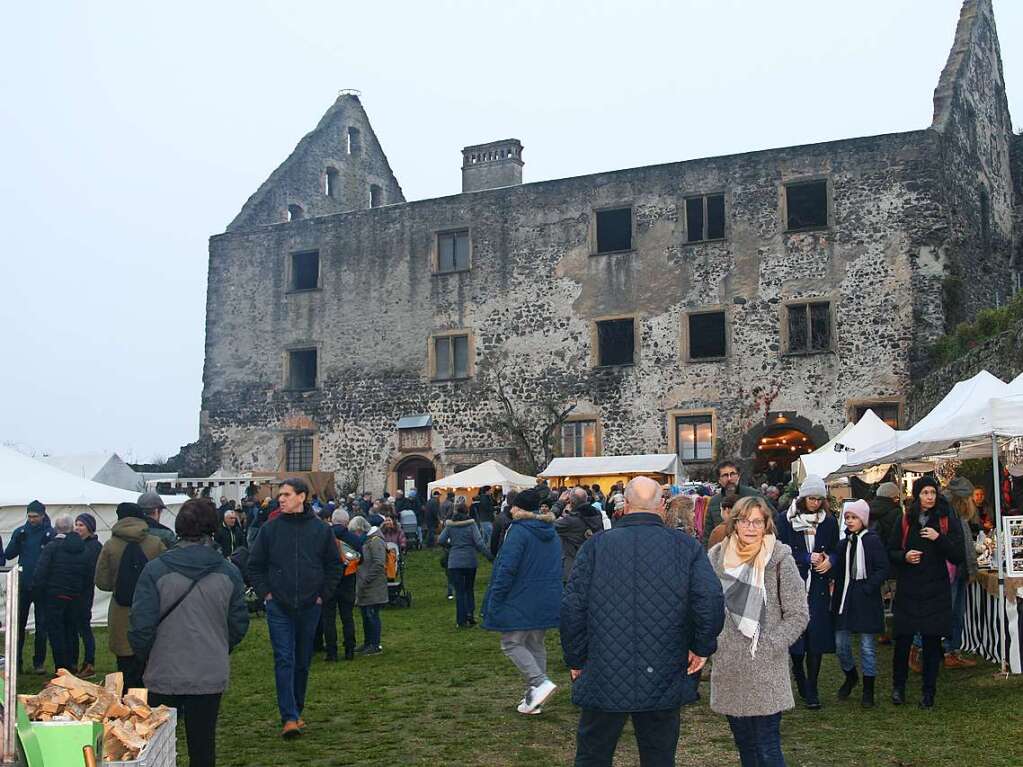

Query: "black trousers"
<box><xmin>17</xmin><ymin>588</ymin><xmax>47</xmax><ymax>669</ymax></box>
<box><xmin>149</xmin><ymin>692</ymin><xmax>222</xmax><ymax>767</ymax></box>
<box><xmin>893</xmin><ymin>633</ymin><xmax>942</xmax><ymax>697</ymax></box>
<box><xmin>574</xmin><ymin>707</ymin><xmax>681</xmax><ymax>767</ymax></box>
<box><xmin>116</xmin><ymin>654</ymin><xmax>147</xmax><ymax>690</ymax></box>
<box><xmin>43</xmin><ymin>596</ymin><xmax>78</xmax><ymax>673</ymax></box>
<box><xmin>323</xmin><ymin>593</ymin><xmax>357</xmax><ymax>656</ymax></box>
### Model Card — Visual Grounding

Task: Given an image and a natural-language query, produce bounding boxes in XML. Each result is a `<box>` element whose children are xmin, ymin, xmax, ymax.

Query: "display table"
<box><xmin>962</xmin><ymin>570</ymin><xmax>1023</xmax><ymax>674</ymax></box>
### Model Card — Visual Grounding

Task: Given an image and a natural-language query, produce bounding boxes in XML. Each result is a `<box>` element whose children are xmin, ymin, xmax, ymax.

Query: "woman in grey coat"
<box><xmin>439</xmin><ymin>503</ymin><xmax>493</xmax><ymax>627</ymax></box>
<box><xmin>709</xmin><ymin>497</ymin><xmax>809</xmax><ymax>767</ymax></box>
<box><xmin>350</xmin><ymin>516</ymin><xmax>387</xmax><ymax>655</ymax></box>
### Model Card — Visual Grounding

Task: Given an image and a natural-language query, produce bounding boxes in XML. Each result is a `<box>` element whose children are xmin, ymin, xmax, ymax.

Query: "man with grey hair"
<box><xmin>33</xmin><ymin>514</ymin><xmax>92</xmax><ymax>674</ymax></box>
<box><xmin>561</xmin><ymin>476</ymin><xmax>724</xmax><ymax>766</ymax></box>
<box><xmin>554</xmin><ymin>487</ymin><xmax>604</xmax><ymax>582</ymax></box>
<box><xmin>323</xmin><ymin>508</ymin><xmax>362</xmax><ymax>661</ymax></box>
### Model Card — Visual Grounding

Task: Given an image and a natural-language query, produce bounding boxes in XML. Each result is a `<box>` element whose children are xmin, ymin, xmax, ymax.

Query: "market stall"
<box><xmin>793</xmin><ymin>409</ymin><xmax>895</xmax><ymax>484</ymax></box>
<box><xmin>539</xmin><ymin>453</ymin><xmax>684</xmax><ymax>490</ymax></box>
<box><xmin>427</xmin><ymin>459</ymin><xmax>537</xmax><ymax>495</ymax></box>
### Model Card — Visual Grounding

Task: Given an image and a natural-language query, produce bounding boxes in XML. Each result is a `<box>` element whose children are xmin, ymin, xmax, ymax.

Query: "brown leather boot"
<box><xmin>909</xmin><ymin>645</ymin><xmax>922</xmax><ymax>674</ymax></box>
<box><xmin>281</xmin><ymin>721</ymin><xmax>302</xmax><ymax>738</ymax></box>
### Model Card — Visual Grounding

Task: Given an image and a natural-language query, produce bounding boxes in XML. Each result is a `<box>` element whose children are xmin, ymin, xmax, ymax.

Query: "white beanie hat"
<box><xmin>798</xmin><ymin>475</ymin><xmax>827</xmax><ymax>500</ymax></box>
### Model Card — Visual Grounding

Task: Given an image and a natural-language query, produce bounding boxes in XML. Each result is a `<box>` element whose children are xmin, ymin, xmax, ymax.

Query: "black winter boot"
<box><xmin>891</xmin><ymin>686</ymin><xmax>905</xmax><ymax>706</ymax></box>
<box><xmin>861</xmin><ymin>676</ymin><xmax>876</xmax><ymax>708</ymax></box>
<box><xmin>837</xmin><ymin>668</ymin><xmax>859</xmax><ymax>700</ymax></box>
<box><xmin>791</xmin><ymin>654</ymin><xmax>807</xmax><ymax>701</ymax></box>
<box><xmin>805</xmin><ymin>653</ymin><xmax>823</xmax><ymax>709</ymax></box>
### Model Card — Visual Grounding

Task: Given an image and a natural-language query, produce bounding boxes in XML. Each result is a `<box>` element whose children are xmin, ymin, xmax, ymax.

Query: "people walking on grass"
<box><xmin>702</xmin><ymin>461</ymin><xmax>762</xmax><ymax>547</ymax></box>
<box><xmin>481</xmin><ymin>488</ymin><xmax>562</xmax><ymax>715</ymax></box>
<box><xmin>325</xmin><ymin>509</ymin><xmax>362</xmax><ymax>662</ymax></box>
<box><xmin>95</xmin><ymin>502</ymin><xmax>166</xmax><ymax>689</ymax></box>
<box><xmin>775</xmin><ymin>475</ymin><xmax>837</xmax><ymax>710</ymax></box>
<box><xmin>561</xmin><ymin>476</ymin><xmax>723</xmax><ymax>767</ymax></box>
<box><xmin>249</xmin><ymin>478</ymin><xmax>342</xmax><ymax>737</ymax></box>
<box><xmin>349</xmin><ymin>515</ymin><xmax>387</xmax><ymax>655</ymax></box>
<box><xmin>439</xmin><ymin>501</ymin><xmax>493</xmax><ymax>627</ymax></box>
<box><xmin>70</xmin><ymin>513</ymin><xmax>101</xmax><ymax>677</ymax></box>
<box><xmin>33</xmin><ymin>514</ymin><xmax>91</xmax><ymax>674</ymax></box>
<box><xmin>709</xmin><ymin>496</ymin><xmax>808</xmax><ymax>767</ymax></box>
<box><xmin>4</xmin><ymin>500</ymin><xmax>54</xmax><ymax>673</ymax></box>
<box><xmin>830</xmin><ymin>499</ymin><xmax>888</xmax><ymax>708</ymax></box>
<box><xmin>887</xmin><ymin>476</ymin><xmax>964</xmax><ymax>708</ymax></box>
<box><xmin>129</xmin><ymin>499</ymin><xmax>249</xmax><ymax>767</ymax></box>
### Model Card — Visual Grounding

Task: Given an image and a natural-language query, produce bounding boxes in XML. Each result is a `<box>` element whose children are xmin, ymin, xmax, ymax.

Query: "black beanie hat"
<box><xmin>911</xmin><ymin>475</ymin><xmax>941</xmax><ymax>500</ymax></box>
<box><xmin>27</xmin><ymin>500</ymin><xmax>45</xmax><ymax>515</ymax></box>
<box><xmin>515</xmin><ymin>488</ymin><xmax>542</xmax><ymax>513</ymax></box>
<box><xmin>116</xmin><ymin>502</ymin><xmax>142</xmax><ymax>520</ymax></box>
<box><xmin>76</xmin><ymin>513</ymin><xmax>97</xmax><ymax>534</ymax></box>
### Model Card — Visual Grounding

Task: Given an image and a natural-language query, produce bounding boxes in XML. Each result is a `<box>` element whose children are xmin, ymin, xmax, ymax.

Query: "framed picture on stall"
<box><xmin>1004</xmin><ymin>516</ymin><xmax>1023</xmax><ymax>577</ymax></box>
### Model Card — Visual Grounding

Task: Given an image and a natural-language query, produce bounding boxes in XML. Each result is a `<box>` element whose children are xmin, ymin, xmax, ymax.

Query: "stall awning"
<box><xmin>540</xmin><ymin>454</ymin><xmax>683</xmax><ymax>480</ymax></box>
<box><xmin>428</xmin><ymin>460</ymin><xmax>536</xmax><ymax>493</ymax></box>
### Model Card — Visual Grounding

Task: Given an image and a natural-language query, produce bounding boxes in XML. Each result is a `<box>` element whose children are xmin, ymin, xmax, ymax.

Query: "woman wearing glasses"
<box><xmin>709</xmin><ymin>496</ymin><xmax>808</xmax><ymax>767</ymax></box>
<box><xmin>774</xmin><ymin>475</ymin><xmax>839</xmax><ymax>709</ymax></box>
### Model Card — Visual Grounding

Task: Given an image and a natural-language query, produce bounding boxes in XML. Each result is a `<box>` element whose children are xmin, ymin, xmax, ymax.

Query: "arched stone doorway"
<box><xmin>741</xmin><ymin>412</ymin><xmax>830</xmax><ymax>483</ymax></box>
<box><xmin>394</xmin><ymin>455</ymin><xmax>437</xmax><ymax>501</ymax></box>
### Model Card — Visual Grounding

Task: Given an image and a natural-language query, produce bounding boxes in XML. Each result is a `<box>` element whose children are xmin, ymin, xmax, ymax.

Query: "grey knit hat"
<box><xmin>876</xmin><ymin>482</ymin><xmax>901</xmax><ymax>500</ymax></box>
<box><xmin>798</xmin><ymin>475</ymin><xmax>827</xmax><ymax>500</ymax></box>
<box><xmin>946</xmin><ymin>477</ymin><xmax>974</xmax><ymax>499</ymax></box>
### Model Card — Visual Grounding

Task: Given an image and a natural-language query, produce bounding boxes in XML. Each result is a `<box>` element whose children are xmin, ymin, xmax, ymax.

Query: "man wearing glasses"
<box><xmin>701</xmin><ymin>461</ymin><xmax>762</xmax><ymax>548</ymax></box>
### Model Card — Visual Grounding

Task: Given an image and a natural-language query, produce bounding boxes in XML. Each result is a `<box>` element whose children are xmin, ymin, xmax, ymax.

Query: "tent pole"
<box><xmin>991</xmin><ymin>434</ymin><xmax>1008</xmax><ymax>676</ymax></box>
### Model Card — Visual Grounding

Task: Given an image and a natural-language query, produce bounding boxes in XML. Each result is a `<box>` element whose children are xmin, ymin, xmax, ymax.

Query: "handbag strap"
<box><xmin>157</xmin><ymin>576</ymin><xmax>203</xmax><ymax>626</ymax></box>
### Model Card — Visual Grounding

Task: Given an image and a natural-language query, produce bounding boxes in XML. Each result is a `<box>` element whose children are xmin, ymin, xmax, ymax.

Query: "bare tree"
<box><xmin>492</xmin><ymin>372</ymin><xmax>576</xmax><ymax>475</ymax></box>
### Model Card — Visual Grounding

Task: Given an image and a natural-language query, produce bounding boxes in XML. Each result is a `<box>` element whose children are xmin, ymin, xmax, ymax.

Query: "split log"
<box><xmin>103</xmin><ymin>672</ymin><xmax>124</xmax><ymax>699</ymax></box>
<box><xmin>126</xmin><ymin>688</ymin><xmax>148</xmax><ymax>705</ymax></box>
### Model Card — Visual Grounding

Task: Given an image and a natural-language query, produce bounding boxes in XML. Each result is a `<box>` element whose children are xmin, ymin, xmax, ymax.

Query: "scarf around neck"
<box><xmin>720</xmin><ymin>532</ymin><xmax>776</xmax><ymax>658</ymax></box>
<box><xmin>838</xmin><ymin>529</ymin><xmax>867</xmax><ymax>615</ymax></box>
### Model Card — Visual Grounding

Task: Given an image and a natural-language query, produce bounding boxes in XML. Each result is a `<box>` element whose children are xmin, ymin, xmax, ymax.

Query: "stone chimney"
<box><xmin>461</xmin><ymin>139</ymin><xmax>524</xmax><ymax>193</ymax></box>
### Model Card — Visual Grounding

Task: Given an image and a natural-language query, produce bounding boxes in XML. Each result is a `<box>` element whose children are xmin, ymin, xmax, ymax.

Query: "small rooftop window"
<box><xmin>287</xmin><ymin>204</ymin><xmax>304</xmax><ymax>222</ymax></box>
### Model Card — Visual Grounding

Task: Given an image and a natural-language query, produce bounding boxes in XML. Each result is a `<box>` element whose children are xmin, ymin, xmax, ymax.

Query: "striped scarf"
<box><xmin>719</xmin><ymin>533</ymin><xmax>776</xmax><ymax>658</ymax></box>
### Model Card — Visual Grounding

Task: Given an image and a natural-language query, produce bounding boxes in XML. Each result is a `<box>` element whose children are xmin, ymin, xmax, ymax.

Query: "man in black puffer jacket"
<box><xmin>554</xmin><ymin>488</ymin><xmax>604</xmax><ymax>582</ymax></box>
<box><xmin>561</xmin><ymin>476</ymin><xmax>724</xmax><ymax>766</ymax></box>
<box><xmin>869</xmin><ymin>482</ymin><xmax>902</xmax><ymax>544</ymax></box>
<box><xmin>249</xmin><ymin>478</ymin><xmax>342</xmax><ymax>738</ymax></box>
<box><xmin>33</xmin><ymin>514</ymin><xmax>92</xmax><ymax>674</ymax></box>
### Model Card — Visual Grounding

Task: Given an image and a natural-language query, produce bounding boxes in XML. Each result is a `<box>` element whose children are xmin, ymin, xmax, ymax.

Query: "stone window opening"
<box><xmin>784</xmin><ymin>179</ymin><xmax>829</xmax><ymax>231</ymax></box>
<box><xmin>848</xmin><ymin>401</ymin><xmax>902</xmax><ymax>430</ymax></box>
<box><xmin>561</xmin><ymin>419</ymin><xmax>598</xmax><ymax>457</ymax></box>
<box><xmin>595</xmin><ymin>207</ymin><xmax>633</xmax><ymax>254</ymax></box>
<box><xmin>435</xmin><ymin>230</ymin><xmax>470</xmax><ymax>273</ymax></box>
<box><xmin>287</xmin><ymin>204</ymin><xmax>304</xmax><ymax>222</ymax></box>
<box><xmin>687</xmin><ymin>311</ymin><xmax>727</xmax><ymax>360</ymax></box>
<box><xmin>676</xmin><ymin>414</ymin><xmax>714</xmax><ymax>462</ymax></box>
<box><xmin>433</xmin><ymin>333</ymin><xmax>470</xmax><ymax>380</ymax></box>
<box><xmin>290</xmin><ymin>250</ymin><xmax>319</xmax><ymax>291</ymax></box>
<box><xmin>325</xmin><ymin>167</ymin><xmax>339</xmax><ymax>197</ymax></box>
<box><xmin>596</xmin><ymin>317</ymin><xmax>636</xmax><ymax>366</ymax></box>
<box><xmin>370</xmin><ymin>184</ymin><xmax>383</xmax><ymax>208</ymax></box>
<box><xmin>287</xmin><ymin>348</ymin><xmax>318</xmax><ymax>390</ymax></box>
<box><xmin>785</xmin><ymin>301</ymin><xmax>832</xmax><ymax>354</ymax></box>
<box><xmin>347</xmin><ymin>127</ymin><xmax>361</xmax><ymax>155</ymax></box>
<box><xmin>685</xmin><ymin>193</ymin><xmax>726</xmax><ymax>242</ymax></box>
<box><xmin>285</xmin><ymin>435</ymin><xmax>314</xmax><ymax>472</ymax></box>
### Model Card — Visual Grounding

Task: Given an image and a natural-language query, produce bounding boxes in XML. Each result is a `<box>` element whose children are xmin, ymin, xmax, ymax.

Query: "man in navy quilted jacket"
<box><xmin>561</xmin><ymin>476</ymin><xmax>724</xmax><ymax>767</ymax></box>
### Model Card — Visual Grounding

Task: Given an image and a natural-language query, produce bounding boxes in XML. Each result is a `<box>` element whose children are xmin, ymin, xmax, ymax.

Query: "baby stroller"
<box><xmin>399</xmin><ymin>508</ymin><xmax>422</xmax><ymax>550</ymax></box>
<box><xmin>385</xmin><ymin>541</ymin><xmax>412</xmax><ymax>608</ymax></box>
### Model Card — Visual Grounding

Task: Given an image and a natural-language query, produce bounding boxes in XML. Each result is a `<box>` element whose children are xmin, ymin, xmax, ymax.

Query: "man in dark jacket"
<box><xmin>249</xmin><ymin>477</ymin><xmax>342</xmax><ymax>738</ymax></box>
<box><xmin>424</xmin><ymin>491</ymin><xmax>442</xmax><ymax>548</ymax></box>
<box><xmin>70</xmin><ymin>513</ymin><xmax>102</xmax><ymax>677</ymax></box>
<box><xmin>138</xmin><ymin>491</ymin><xmax>177</xmax><ymax>549</ymax></box>
<box><xmin>554</xmin><ymin>488</ymin><xmax>603</xmax><ymax>582</ymax></box>
<box><xmin>4</xmin><ymin>500</ymin><xmax>54</xmax><ymax>673</ymax></box>
<box><xmin>476</xmin><ymin>486</ymin><xmax>496</xmax><ymax>547</ymax></box>
<box><xmin>33</xmin><ymin>514</ymin><xmax>91</xmax><ymax>674</ymax></box>
<box><xmin>869</xmin><ymin>482</ymin><xmax>902</xmax><ymax>544</ymax></box>
<box><xmin>324</xmin><ymin>508</ymin><xmax>363</xmax><ymax>662</ymax></box>
<box><xmin>561</xmin><ymin>476</ymin><xmax>724</xmax><ymax>766</ymax></box>
<box><xmin>215</xmin><ymin>510</ymin><xmax>245</xmax><ymax>558</ymax></box>
<box><xmin>701</xmin><ymin>461</ymin><xmax>762</xmax><ymax>547</ymax></box>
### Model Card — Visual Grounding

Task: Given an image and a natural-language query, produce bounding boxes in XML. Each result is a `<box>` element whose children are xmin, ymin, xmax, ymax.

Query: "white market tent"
<box><xmin>792</xmin><ymin>410</ymin><xmax>897</xmax><ymax>484</ymax></box>
<box><xmin>428</xmin><ymin>460</ymin><xmax>537</xmax><ymax>494</ymax></box>
<box><xmin>40</xmin><ymin>452</ymin><xmax>145</xmax><ymax>493</ymax></box>
<box><xmin>540</xmin><ymin>453</ymin><xmax>684</xmax><ymax>486</ymax></box>
<box><xmin>0</xmin><ymin>445</ymin><xmax>188</xmax><ymax>627</ymax></box>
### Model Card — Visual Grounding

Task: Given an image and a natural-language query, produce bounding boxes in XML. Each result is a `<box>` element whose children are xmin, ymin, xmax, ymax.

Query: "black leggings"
<box><xmin>148</xmin><ymin>692</ymin><xmax>222</xmax><ymax>767</ymax></box>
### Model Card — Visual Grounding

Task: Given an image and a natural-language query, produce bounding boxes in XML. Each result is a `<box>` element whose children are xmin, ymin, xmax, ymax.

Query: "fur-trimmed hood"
<box><xmin>445</xmin><ymin>517</ymin><xmax>477</xmax><ymax>528</ymax></box>
<box><xmin>512</xmin><ymin>509</ymin><xmax>555</xmax><ymax>523</ymax></box>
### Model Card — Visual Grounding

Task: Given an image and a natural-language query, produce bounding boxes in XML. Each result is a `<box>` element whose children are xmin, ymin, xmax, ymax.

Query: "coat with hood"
<box><xmin>128</xmin><ymin>541</ymin><xmax>249</xmax><ymax>695</ymax></box>
<box><xmin>829</xmin><ymin>528</ymin><xmax>889</xmax><ymax>634</ymax></box>
<box><xmin>774</xmin><ymin>501</ymin><xmax>839</xmax><ymax>655</ymax></box>
<box><xmin>355</xmin><ymin>528</ymin><xmax>388</xmax><ymax>607</ymax></box>
<box><xmin>438</xmin><ymin>516</ymin><xmax>492</xmax><ymax>570</ymax></box>
<box><xmin>482</xmin><ymin>510</ymin><xmax>562</xmax><ymax>632</ymax></box>
<box><xmin>886</xmin><ymin>496</ymin><xmax>964</xmax><ymax>637</ymax></box>
<box><xmin>33</xmin><ymin>533</ymin><xmax>91</xmax><ymax>599</ymax></box>
<box><xmin>5</xmin><ymin>518</ymin><xmax>54</xmax><ymax>588</ymax></box>
<box><xmin>867</xmin><ymin>495</ymin><xmax>901</xmax><ymax>546</ymax></box>
<box><xmin>145</xmin><ymin>518</ymin><xmax>177</xmax><ymax>549</ymax></box>
<box><xmin>95</xmin><ymin>517</ymin><xmax>166</xmax><ymax>656</ymax></box>
<box><xmin>554</xmin><ymin>504</ymin><xmax>603</xmax><ymax>581</ymax></box>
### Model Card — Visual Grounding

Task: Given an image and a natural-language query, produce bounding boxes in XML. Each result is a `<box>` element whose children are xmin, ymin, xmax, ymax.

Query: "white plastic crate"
<box><xmin>105</xmin><ymin>707</ymin><xmax>177</xmax><ymax>767</ymax></box>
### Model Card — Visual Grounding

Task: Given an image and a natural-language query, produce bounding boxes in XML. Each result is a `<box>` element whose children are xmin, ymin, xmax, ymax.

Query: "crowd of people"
<box><xmin>0</xmin><ymin>457</ymin><xmax>992</xmax><ymax>767</ymax></box>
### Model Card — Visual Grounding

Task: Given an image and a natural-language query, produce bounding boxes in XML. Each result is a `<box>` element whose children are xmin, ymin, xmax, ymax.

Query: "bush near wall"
<box><xmin>930</xmin><ymin>291</ymin><xmax>1023</xmax><ymax>368</ymax></box>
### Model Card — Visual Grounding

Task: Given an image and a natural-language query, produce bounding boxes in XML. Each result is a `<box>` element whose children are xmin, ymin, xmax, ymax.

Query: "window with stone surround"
<box><xmin>325</xmin><ymin>167</ymin><xmax>339</xmax><ymax>197</ymax></box>
<box><xmin>685</xmin><ymin>193</ymin><xmax>725</xmax><ymax>242</ymax></box>
<box><xmin>287</xmin><ymin>204</ymin><xmax>304</xmax><ymax>222</ymax></box>
<box><xmin>596</xmin><ymin>317</ymin><xmax>636</xmax><ymax>366</ymax></box>
<box><xmin>432</xmin><ymin>333</ymin><xmax>471</xmax><ymax>380</ymax></box>
<box><xmin>561</xmin><ymin>419</ymin><xmax>598</xmax><ymax>457</ymax></box>
<box><xmin>287</xmin><ymin>348</ymin><xmax>318</xmax><ymax>390</ymax></box>
<box><xmin>784</xmin><ymin>179</ymin><xmax>829</xmax><ymax>231</ymax></box>
<box><xmin>848</xmin><ymin>400</ymin><xmax>902</xmax><ymax>430</ymax></box>
<box><xmin>687</xmin><ymin>310</ymin><xmax>727</xmax><ymax>360</ymax></box>
<box><xmin>785</xmin><ymin>301</ymin><xmax>832</xmax><ymax>354</ymax></box>
<box><xmin>290</xmin><ymin>250</ymin><xmax>319</xmax><ymax>291</ymax></box>
<box><xmin>285</xmin><ymin>435</ymin><xmax>314</xmax><ymax>472</ymax></box>
<box><xmin>595</xmin><ymin>207</ymin><xmax>633</xmax><ymax>253</ymax></box>
<box><xmin>675</xmin><ymin>414</ymin><xmax>714</xmax><ymax>462</ymax></box>
<box><xmin>436</xmin><ymin>230</ymin><xmax>470</xmax><ymax>273</ymax></box>
<box><xmin>347</xmin><ymin>127</ymin><xmax>361</xmax><ymax>154</ymax></box>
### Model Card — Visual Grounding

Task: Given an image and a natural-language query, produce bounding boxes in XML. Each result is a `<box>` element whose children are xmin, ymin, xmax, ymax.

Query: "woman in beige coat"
<box><xmin>709</xmin><ymin>497</ymin><xmax>809</xmax><ymax>767</ymax></box>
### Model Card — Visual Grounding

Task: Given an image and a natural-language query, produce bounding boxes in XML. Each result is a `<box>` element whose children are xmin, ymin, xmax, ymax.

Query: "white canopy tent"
<box><xmin>792</xmin><ymin>410</ymin><xmax>896</xmax><ymax>484</ymax></box>
<box><xmin>0</xmin><ymin>445</ymin><xmax>188</xmax><ymax>626</ymax></box>
<box><xmin>540</xmin><ymin>454</ymin><xmax>684</xmax><ymax>484</ymax></box>
<box><xmin>428</xmin><ymin>460</ymin><xmax>537</xmax><ymax>494</ymax></box>
<box><xmin>40</xmin><ymin>452</ymin><xmax>145</xmax><ymax>493</ymax></box>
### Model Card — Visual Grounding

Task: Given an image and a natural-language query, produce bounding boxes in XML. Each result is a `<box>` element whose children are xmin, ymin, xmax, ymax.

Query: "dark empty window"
<box><xmin>686</xmin><ymin>194</ymin><xmax>726</xmax><ymax>242</ymax></box>
<box><xmin>347</xmin><ymin>127</ymin><xmax>361</xmax><ymax>154</ymax></box>
<box><xmin>370</xmin><ymin>184</ymin><xmax>383</xmax><ymax>208</ymax></box>
<box><xmin>325</xmin><ymin>167</ymin><xmax>339</xmax><ymax>197</ymax></box>
<box><xmin>291</xmin><ymin>250</ymin><xmax>319</xmax><ymax>291</ymax></box>
<box><xmin>287</xmin><ymin>348</ymin><xmax>317</xmax><ymax>390</ymax></box>
<box><xmin>597</xmin><ymin>318</ymin><xmax>635</xmax><ymax>366</ymax></box>
<box><xmin>596</xmin><ymin>208</ymin><xmax>632</xmax><ymax>253</ymax></box>
<box><xmin>688</xmin><ymin>312</ymin><xmax>727</xmax><ymax>359</ymax></box>
<box><xmin>285</xmin><ymin>436</ymin><xmax>313</xmax><ymax>472</ymax></box>
<box><xmin>786</xmin><ymin>302</ymin><xmax>831</xmax><ymax>354</ymax></box>
<box><xmin>287</xmin><ymin>204</ymin><xmax>304</xmax><ymax>222</ymax></box>
<box><xmin>437</xmin><ymin>231</ymin><xmax>470</xmax><ymax>273</ymax></box>
<box><xmin>852</xmin><ymin>403</ymin><xmax>900</xmax><ymax>430</ymax></box>
<box><xmin>785</xmin><ymin>180</ymin><xmax>828</xmax><ymax>230</ymax></box>
<box><xmin>562</xmin><ymin>420</ymin><xmax>598</xmax><ymax>457</ymax></box>
<box><xmin>434</xmin><ymin>334</ymin><xmax>470</xmax><ymax>379</ymax></box>
<box><xmin>676</xmin><ymin>415</ymin><xmax>713</xmax><ymax>461</ymax></box>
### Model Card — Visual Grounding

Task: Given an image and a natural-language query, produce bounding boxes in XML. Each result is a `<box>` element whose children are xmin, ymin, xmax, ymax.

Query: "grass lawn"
<box><xmin>18</xmin><ymin>548</ymin><xmax>1023</xmax><ymax>766</ymax></box>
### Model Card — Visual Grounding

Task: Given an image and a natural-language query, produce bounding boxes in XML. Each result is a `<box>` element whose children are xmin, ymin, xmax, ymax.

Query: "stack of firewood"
<box><xmin>19</xmin><ymin>669</ymin><xmax>173</xmax><ymax>761</ymax></box>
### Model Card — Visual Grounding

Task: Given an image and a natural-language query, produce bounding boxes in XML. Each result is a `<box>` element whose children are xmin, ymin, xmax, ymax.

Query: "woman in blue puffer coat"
<box><xmin>482</xmin><ymin>488</ymin><xmax>563</xmax><ymax>715</ymax></box>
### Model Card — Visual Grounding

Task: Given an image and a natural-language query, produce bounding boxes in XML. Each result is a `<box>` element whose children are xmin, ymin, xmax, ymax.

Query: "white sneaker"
<box><xmin>520</xmin><ymin>679</ymin><xmax>557</xmax><ymax>713</ymax></box>
<box><xmin>517</xmin><ymin>697</ymin><xmax>543</xmax><ymax>715</ymax></box>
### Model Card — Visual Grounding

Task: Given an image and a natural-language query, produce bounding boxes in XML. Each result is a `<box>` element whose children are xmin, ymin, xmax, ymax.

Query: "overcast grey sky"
<box><xmin>1</xmin><ymin>0</ymin><xmax>1019</xmax><ymax>463</ymax></box>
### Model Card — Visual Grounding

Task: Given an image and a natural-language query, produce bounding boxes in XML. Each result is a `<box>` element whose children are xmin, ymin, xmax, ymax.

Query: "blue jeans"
<box><xmin>727</xmin><ymin>714</ymin><xmax>786</xmax><ymax>767</ymax></box>
<box><xmin>265</xmin><ymin>600</ymin><xmax>321</xmax><ymax>723</ymax></box>
<box><xmin>479</xmin><ymin>521</ymin><xmax>493</xmax><ymax>548</ymax></box>
<box><xmin>835</xmin><ymin>629</ymin><xmax>877</xmax><ymax>677</ymax></box>
<box><xmin>360</xmin><ymin>605</ymin><xmax>382</xmax><ymax>648</ymax></box>
<box><xmin>448</xmin><ymin>567</ymin><xmax>477</xmax><ymax>625</ymax></box>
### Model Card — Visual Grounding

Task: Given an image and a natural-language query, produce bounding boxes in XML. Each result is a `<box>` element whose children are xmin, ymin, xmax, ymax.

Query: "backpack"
<box><xmin>114</xmin><ymin>541</ymin><xmax>150</xmax><ymax>607</ymax></box>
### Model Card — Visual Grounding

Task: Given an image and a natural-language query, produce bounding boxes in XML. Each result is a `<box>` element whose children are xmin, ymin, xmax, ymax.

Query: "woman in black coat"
<box><xmin>887</xmin><ymin>476</ymin><xmax>964</xmax><ymax>708</ymax></box>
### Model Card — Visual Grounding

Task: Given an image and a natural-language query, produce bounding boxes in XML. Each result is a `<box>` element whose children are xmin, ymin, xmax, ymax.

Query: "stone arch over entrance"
<box><xmin>741</xmin><ymin>411</ymin><xmax>830</xmax><ymax>479</ymax></box>
<box><xmin>392</xmin><ymin>454</ymin><xmax>438</xmax><ymax>501</ymax></box>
